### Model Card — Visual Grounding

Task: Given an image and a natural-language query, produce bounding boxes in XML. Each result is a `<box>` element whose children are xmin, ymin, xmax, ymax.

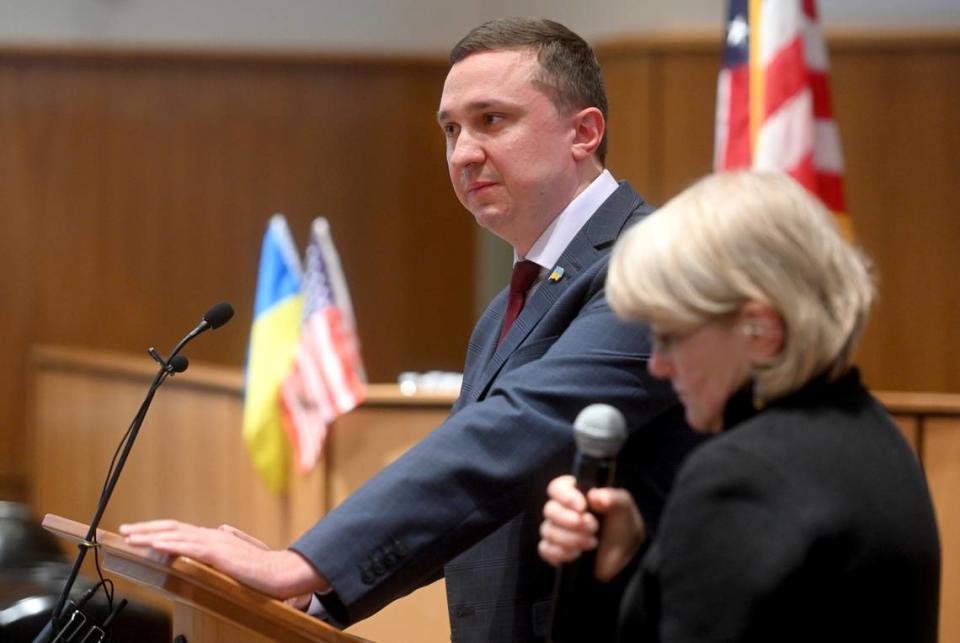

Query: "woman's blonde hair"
<box><xmin>607</xmin><ymin>171</ymin><xmax>875</xmax><ymax>400</ymax></box>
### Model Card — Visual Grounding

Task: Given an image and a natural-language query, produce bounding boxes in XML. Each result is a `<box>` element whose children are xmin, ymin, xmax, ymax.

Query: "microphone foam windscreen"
<box><xmin>168</xmin><ymin>355</ymin><xmax>189</xmax><ymax>373</ymax></box>
<box><xmin>203</xmin><ymin>302</ymin><xmax>235</xmax><ymax>329</ymax></box>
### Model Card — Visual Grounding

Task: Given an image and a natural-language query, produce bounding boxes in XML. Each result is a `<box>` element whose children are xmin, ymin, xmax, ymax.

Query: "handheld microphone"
<box><xmin>547</xmin><ymin>403</ymin><xmax>627</xmax><ymax>643</ymax></box>
<box><xmin>570</xmin><ymin>403</ymin><xmax>627</xmax><ymax>493</ymax></box>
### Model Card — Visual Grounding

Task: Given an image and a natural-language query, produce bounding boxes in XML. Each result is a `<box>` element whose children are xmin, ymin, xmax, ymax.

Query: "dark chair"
<box><xmin>0</xmin><ymin>502</ymin><xmax>170</xmax><ymax>642</ymax></box>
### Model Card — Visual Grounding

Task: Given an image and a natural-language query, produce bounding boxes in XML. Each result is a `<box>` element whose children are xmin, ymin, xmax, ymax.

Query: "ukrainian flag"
<box><xmin>243</xmin><ymin>214</ymin><xmax>303</xmax><ymax>493</ymax></box>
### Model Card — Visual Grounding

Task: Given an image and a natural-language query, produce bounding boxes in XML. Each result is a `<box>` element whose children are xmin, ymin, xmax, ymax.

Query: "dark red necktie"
<box><xmin>498</xmin><ymin>260</ymin><xmax>541</xmax><ymax>346</ymax></box>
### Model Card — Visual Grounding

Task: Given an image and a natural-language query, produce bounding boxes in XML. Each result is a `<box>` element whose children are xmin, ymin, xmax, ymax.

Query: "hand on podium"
<box><xmin>119</xmin><ymin>520</ymin><xmax>328</xmax><ymax>607</ymax></box>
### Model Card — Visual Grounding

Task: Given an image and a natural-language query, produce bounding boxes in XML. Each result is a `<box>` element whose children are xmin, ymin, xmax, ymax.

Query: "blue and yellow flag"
<box><xmin>243</xmin><ymin>214</ymin><xmax>303</xmax><ymax>493</ymax></box>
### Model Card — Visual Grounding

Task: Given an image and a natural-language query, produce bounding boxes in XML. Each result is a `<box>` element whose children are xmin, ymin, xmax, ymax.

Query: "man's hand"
<box><xmin>214</xmin><ymin>524</ymin><xmax>316</xmax><ymax>610</ymax></box>
<box><xmin>119</xmin><ymin>520</ymin><xmax>329</xmax><ymax>602</ymax></box>
<box><xmin>538</xmin><ymin>475</ymin><xmax>646</xmax><ymax>582</ymax></box>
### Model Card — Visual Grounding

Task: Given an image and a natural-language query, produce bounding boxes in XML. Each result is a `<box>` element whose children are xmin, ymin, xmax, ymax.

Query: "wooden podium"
<box><xmin>42</xmin><ymin>514</ymin><xmax>368</xmax><ymax>643</ymax></box>
<box><xmin>28</xmin><ymin>346</ymin><xmax>454</xmax><ymax>641</ymax></box>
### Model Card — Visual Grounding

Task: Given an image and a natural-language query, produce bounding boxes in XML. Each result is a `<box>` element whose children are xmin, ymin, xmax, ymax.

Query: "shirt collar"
<box><xmin>516</xmin><ymin>169</ymin><xmax>619</xmax><ymax>271</ymax></box>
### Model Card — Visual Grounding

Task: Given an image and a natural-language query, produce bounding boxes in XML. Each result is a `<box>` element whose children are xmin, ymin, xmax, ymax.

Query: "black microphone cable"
<box><xmin>34</xmin><ymin>302</ymin><xmax>235</xmax><ymax>643</ymax></box>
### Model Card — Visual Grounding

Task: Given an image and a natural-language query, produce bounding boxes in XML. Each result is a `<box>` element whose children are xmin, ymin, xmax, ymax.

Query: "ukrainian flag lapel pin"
<box><xmin>548</xmin><ymin>265</ymin><xmax>565</xmax><ymax>282</ymax></box>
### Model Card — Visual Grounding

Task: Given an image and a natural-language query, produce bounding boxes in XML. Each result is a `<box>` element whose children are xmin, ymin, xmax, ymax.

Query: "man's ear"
<box><xmin>571</xmin><ymin>107</ymin><xmax>605</xmax><ymax>161</ymax></box>
<box><xmin>738</xmin><ymin>300</ymin><xmax>785</xmax><ymax>364</ymax></box>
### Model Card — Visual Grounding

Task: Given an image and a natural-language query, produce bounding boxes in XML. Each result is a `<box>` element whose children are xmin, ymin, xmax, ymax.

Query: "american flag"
<box><xmin>280</xmin><ymin>218</ymin><xmax>365</xmax><ymax>474</ymax></box>
<box><xmin>715</xmin><ymin>0</ymin><xmax>851</xmax><ymax>235</ymax></box>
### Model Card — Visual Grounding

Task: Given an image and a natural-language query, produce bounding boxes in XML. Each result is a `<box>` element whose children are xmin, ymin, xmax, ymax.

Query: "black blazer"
<box><xmin>291</xmin><ymin>182</ymin><xmax>700</xmax><ymax>642</ymax></box>
<box><xmin>620</xmin><ymin>369</ymin><xmax>940</xmax><ymax>642</ymax></box>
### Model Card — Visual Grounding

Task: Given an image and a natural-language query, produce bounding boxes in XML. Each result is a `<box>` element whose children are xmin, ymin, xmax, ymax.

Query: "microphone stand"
<box><xmin>33</xmin><ymin>314</ymin><xmax>223</xmax><ymax>643</ymax></box>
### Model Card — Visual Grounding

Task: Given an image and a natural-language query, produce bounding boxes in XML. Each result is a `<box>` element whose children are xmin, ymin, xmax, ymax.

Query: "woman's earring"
<box><xmin>739</xmin><ymin>322</ymin><xmax>766</xmax><ymax>338</ymax></box>
<box><xmin>751</xmin><ymin>376</ymin><xmax>767</xmax><ymax>411</ymax></box>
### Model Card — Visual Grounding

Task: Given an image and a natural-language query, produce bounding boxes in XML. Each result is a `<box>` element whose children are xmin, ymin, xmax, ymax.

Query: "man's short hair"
<box><xmin>450</xmin><ymin>17</ymin><xmax>609</xmax><ymax>164</ymax></box>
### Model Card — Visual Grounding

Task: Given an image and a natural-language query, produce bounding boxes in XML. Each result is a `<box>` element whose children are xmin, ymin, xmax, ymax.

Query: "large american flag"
<box><xmin>280</xmin><ymin>218</ymin><xmax>365</xmax><ymax>474</ymax></box>
<box><xmin>715</xmin><ymin>0</ymin><xmax>851</xmax><ymax>235</ymax></box>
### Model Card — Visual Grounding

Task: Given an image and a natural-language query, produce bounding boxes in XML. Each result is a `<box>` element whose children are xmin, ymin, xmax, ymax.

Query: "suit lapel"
<box><xmin>461</xmin><ymin>182</ymin><xmax>644</xmax><ymax>405</ymax></box>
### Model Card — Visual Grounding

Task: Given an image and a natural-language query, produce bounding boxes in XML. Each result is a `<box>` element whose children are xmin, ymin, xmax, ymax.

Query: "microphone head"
<box><xmin>203</xmin><ymin>302</ymin><xmax>234</xmax><ymax>329</ymax></box>
<box><xmin>573</xmin><ymin>404</ymin><xmax>627</xmax><ymax>458</ymax></box>
<box><xmin>168</xmin><ymin>355</ymin><xmax>189</xmax><ymax>373</ymax></box>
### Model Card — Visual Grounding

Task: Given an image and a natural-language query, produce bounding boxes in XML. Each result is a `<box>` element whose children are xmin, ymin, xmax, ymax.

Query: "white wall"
<box><xmin>1</xmin><ymin>0</ymin><xmax>957</xmax><ymax>52</ymax></box>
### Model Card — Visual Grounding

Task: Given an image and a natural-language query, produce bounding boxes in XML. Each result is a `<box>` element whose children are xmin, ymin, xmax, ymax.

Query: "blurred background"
<box><xmin>2</xmin><ymin>0</ymin><xmax>958</xmax><ymax>501</ymax></box>
<box><xmin>0</xmin><ymin>1</ymin><xmax>958</xmax><ymax>638</ymax></box>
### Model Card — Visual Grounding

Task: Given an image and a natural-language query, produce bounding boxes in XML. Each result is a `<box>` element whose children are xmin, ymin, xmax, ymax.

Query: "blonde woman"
<box><xmin>539</xmin><ymin>171</ymin><xmax>940</xmax><ymax>641</ymax></box>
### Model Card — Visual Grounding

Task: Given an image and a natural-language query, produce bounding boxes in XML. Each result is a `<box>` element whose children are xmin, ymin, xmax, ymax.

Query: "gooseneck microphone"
<box><xmin>168</xmin><ymin>354</ymin><xmax>190</xmax><ymax>374</ymax></box>
<box><xmin>202</xmin><ymin>301</ymin><xmax>235</xmax><ymax>329</ymax></box>
<box><xmin>33</xmin><ymin>302</ymin><xmax>234</xmax><ymax>643</ymax></box>
<box><xmin>171</xmin><ymin>301</ymin><xmax>236</xmax><ymax>355</ymax></box>
<box><xmin>548</xmin><ymin>403</ymin><xmax>627</xmax><ymax>643</ymax></box>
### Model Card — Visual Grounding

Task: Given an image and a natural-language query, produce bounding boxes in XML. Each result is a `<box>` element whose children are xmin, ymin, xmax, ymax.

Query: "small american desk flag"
<box><xmin>715</xmin><ymin>0</ymin><xmax>851</xmax><ymax>236</ymax></box>
<box><xmin>280</xmin><ymin>218</ymin><xmax>365</xmax><ymax>474</ymax></box>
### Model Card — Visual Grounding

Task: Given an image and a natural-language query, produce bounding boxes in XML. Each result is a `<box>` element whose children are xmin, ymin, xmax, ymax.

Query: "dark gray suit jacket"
<box><xmin>291</xmin><ymin>182</ymin><xmax>699</xmax><ymax>641</ymax></box>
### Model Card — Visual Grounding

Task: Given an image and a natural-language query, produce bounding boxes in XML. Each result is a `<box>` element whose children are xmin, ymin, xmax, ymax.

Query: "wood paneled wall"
<box><xmin>0</xmin><ymin>49</ymin><xmax>475</xmax><ymax>499</ymax></box>
<box><xmin>3</xmin><ymin>31</ymin><xmax>960</xmax><ymax>502</ymax></box>
<box><xmin>597</xmin><ymin>31</ymin><xmax>960</xmax><ymax>397</ymax></box>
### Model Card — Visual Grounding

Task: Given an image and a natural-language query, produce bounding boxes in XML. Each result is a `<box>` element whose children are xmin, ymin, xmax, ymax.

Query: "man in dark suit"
<box><xmin>121</xmin><ymin>18</ymin><xmax>697</xmax><ymax>641</ymax></box>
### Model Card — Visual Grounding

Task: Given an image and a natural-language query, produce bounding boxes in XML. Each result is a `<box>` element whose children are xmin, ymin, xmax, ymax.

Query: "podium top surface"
<box><xmin>42</xmin><ymin>513</ymin><xmax>368</xmax><ymax>643</ymax></box>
